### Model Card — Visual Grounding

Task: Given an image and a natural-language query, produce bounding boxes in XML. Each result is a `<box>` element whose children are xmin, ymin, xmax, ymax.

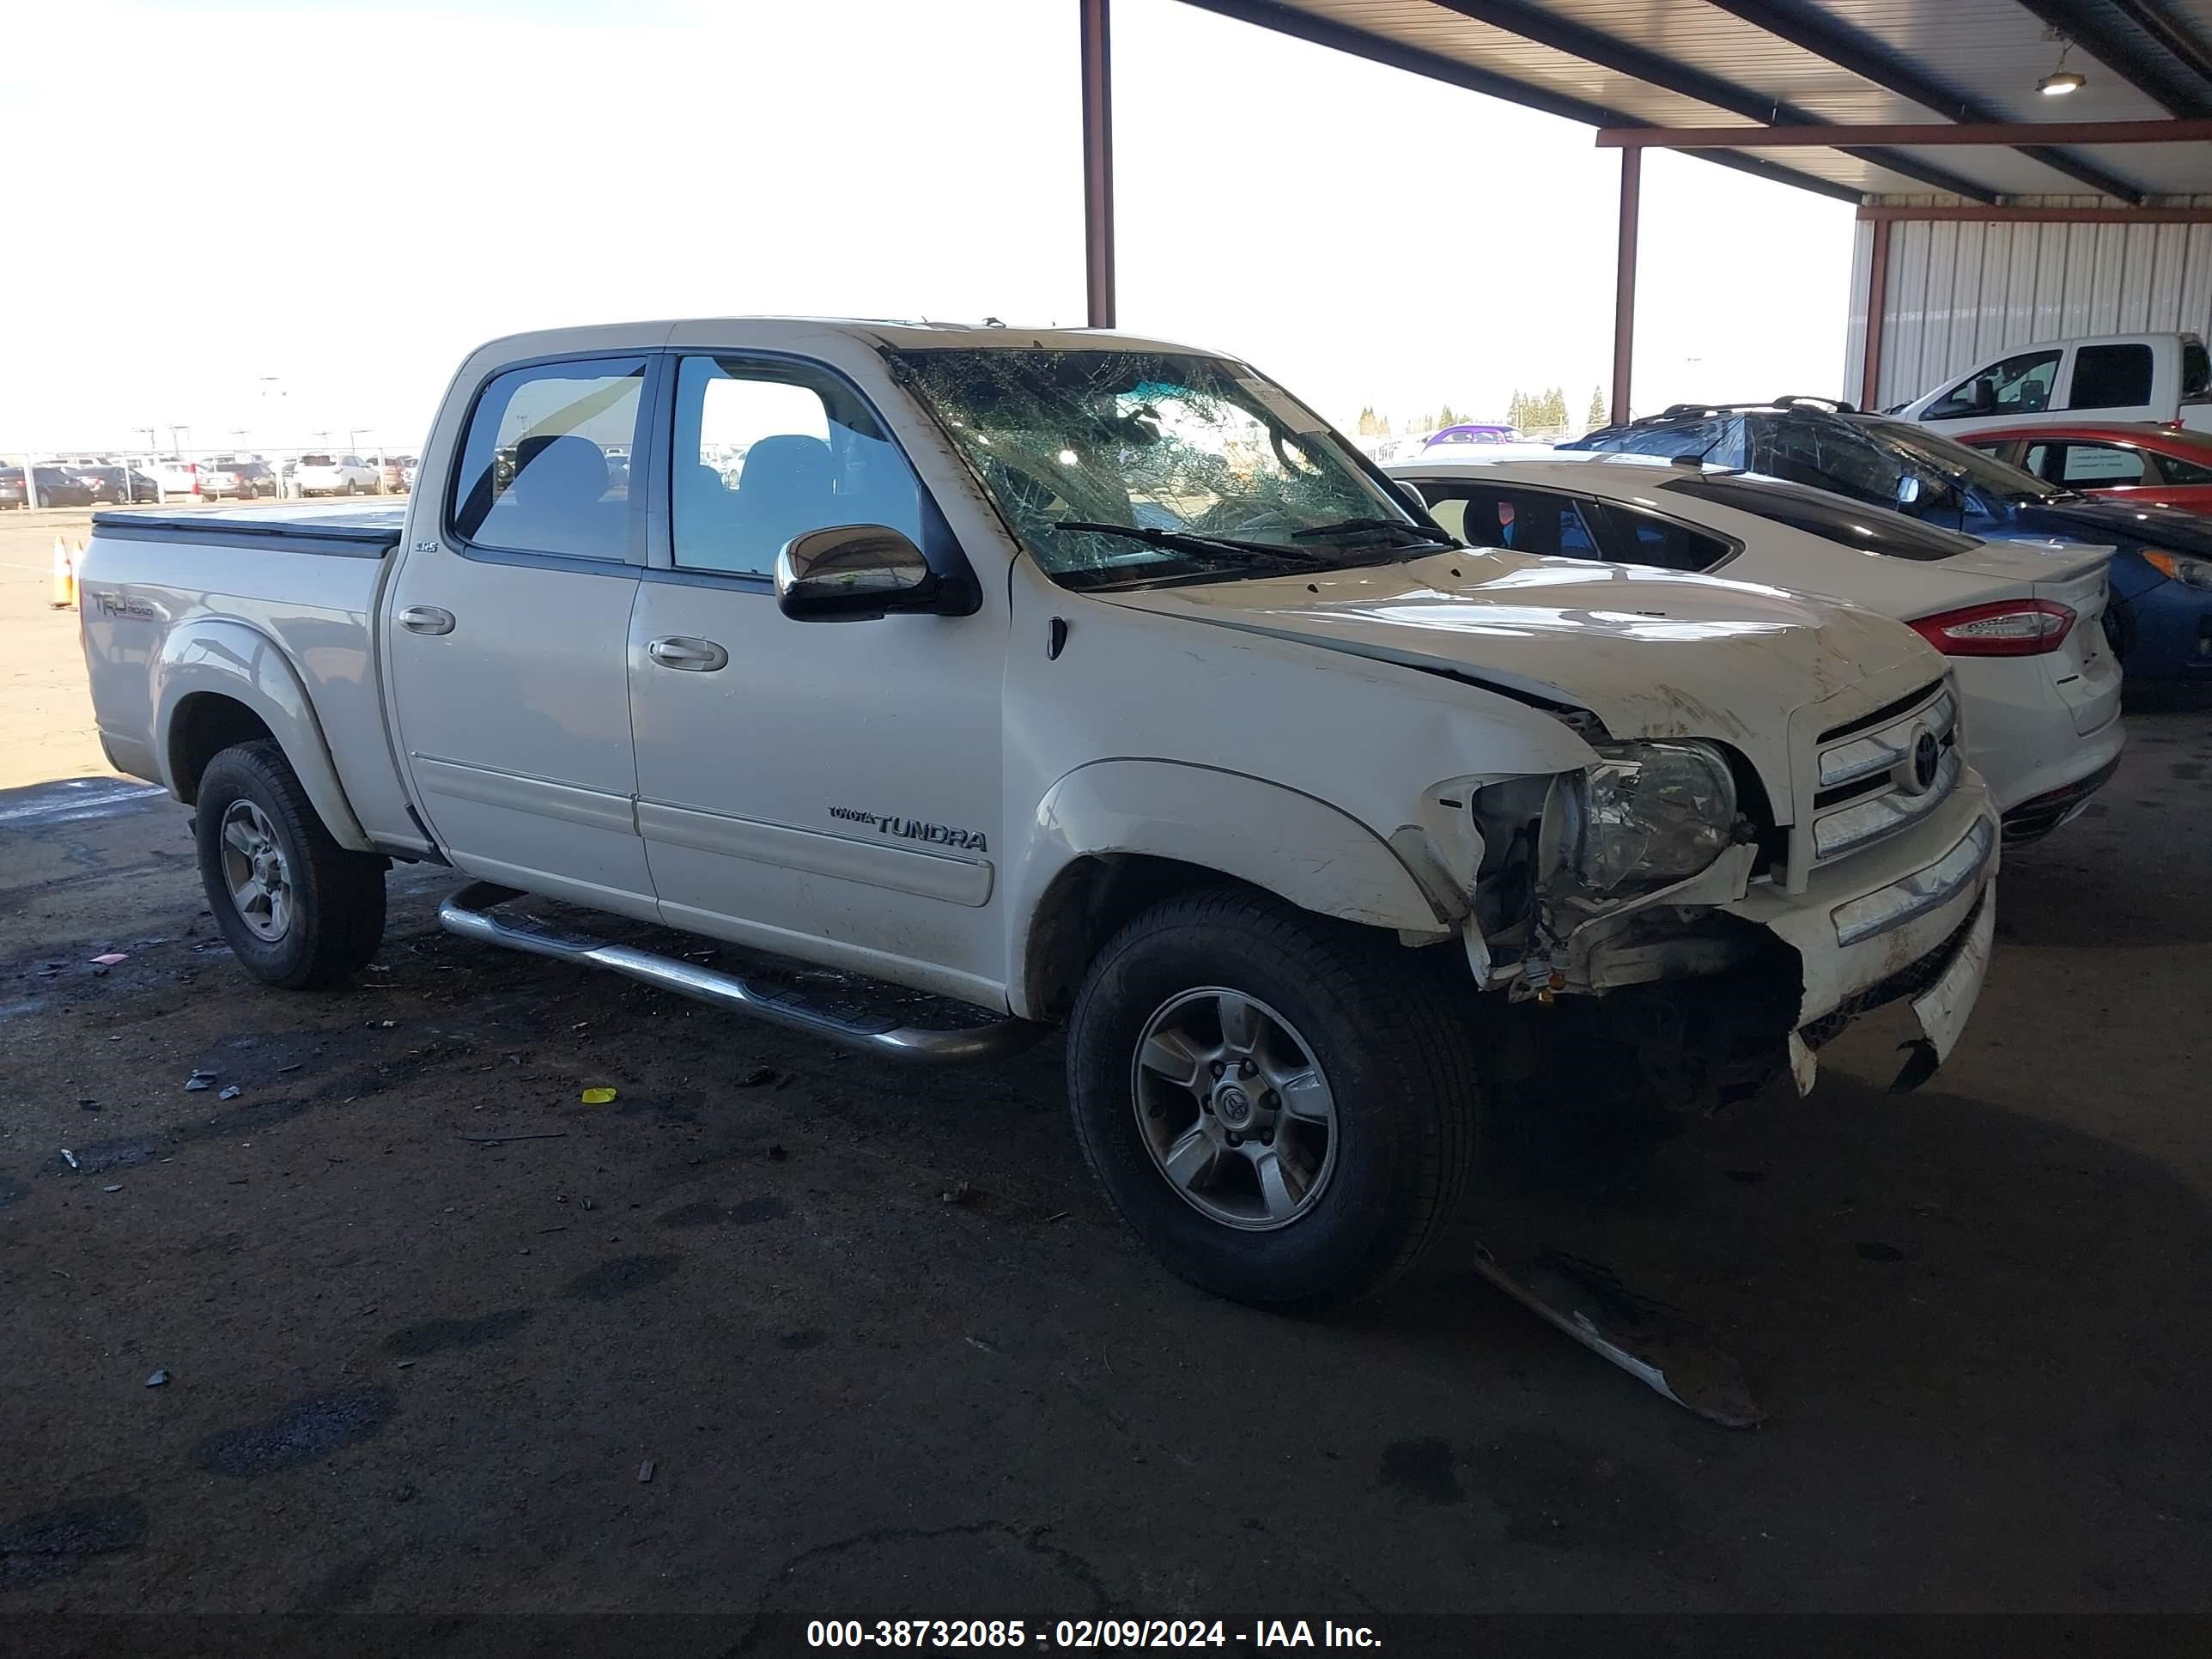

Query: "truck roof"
<box><xmin>466</xmin><ymin>317</ymin><xmax>1232</xmax><ymax>365</ymax></box>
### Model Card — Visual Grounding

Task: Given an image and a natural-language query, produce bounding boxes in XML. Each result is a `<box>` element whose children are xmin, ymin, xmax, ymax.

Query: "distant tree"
<box><xmin>1356</xmin><ymin>406</ymin><xmax>1379</xmax><ymax>436</ymax></box>
<box><xmin>1505</xmin><ymin>390</ymin><xmax>1526</xmax><ymax>428</ymax></box>
<box><xmin>1377</xmin><ymin>413</ymin><xmax>1393</xmax><ymax>436</ymax></box>
<box><xmin>1587</xmin><ymin>385</ymin><xmax>1609</xmax><ymax>429</ymax></box>
<box><xmin>1542</xmin><ymin>386</ymin><xmax>1569</xmax><ymax>428</ymax></box>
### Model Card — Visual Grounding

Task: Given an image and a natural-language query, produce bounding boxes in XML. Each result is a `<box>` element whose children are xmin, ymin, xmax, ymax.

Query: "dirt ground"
<box><xmin>3</xmin><ymin>504</ymin><xmax>2212</xmax><ymax>1650</ymax></box>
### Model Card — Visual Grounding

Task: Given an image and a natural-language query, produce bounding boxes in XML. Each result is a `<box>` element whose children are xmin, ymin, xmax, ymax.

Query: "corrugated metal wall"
<box><xmin>1844</xmin><ymin>197</ymin><xmax>2212</xmax><ymax>411</ymax></box>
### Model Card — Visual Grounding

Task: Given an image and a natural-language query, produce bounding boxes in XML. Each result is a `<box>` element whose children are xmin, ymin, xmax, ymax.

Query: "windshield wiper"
<box><xmin>1048</xmin><ymin>520</ymin><xmax>1326</xmax><ymax>565</ymax></box>
<box><xmin>1289</xmin><ymin>516</ymin><xmax>1458</xmax><ymax>547</ymax></box>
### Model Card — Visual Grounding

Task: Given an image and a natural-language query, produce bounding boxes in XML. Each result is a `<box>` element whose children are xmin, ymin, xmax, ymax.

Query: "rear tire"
<box><xmin>1067</xmin><ymin>888</ymin><xmax>1481</xmax><ymax>1312</ymax></box>
<box><xmin>194</xmin><ymin>740</ymin><xmax>386</xmax><ymax>989</ymax></box>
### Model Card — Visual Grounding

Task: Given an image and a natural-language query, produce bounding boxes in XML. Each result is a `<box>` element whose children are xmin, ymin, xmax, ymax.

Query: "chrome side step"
<box><xmin>436</xmin><ymin>882</ymin><xmax>1047</xmax><ymax>1066</ymax></box>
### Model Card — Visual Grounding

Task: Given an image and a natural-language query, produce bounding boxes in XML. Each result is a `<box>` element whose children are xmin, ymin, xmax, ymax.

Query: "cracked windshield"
<box><xmin>893</xmin><ymin>349</ymin><xmax>1449</xmax><ymax>589</ymax></box>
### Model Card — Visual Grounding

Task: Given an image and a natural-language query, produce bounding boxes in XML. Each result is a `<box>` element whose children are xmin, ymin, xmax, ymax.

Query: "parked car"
<box><xmin>79</xmin><ymin>319</ymin><xmax>1998</xmax><ymax>1312</ymax></box>
<box><xmin>133</xmin><ymin>458</ymin><xmax>202</xmax><ymax>499</ymax></box>
<box><xmin>1893</xmin><ymin>331</ymin><xmax>2212</xmax><ymax>435</ymax></box>
<box><xmin>75</xmin><ymin>465</ymin><xmax>162</xmax><ymax>505</ymax></box>
<box><xmin>1393</xmin><ymin>453</ymin><xmax>2122</xmax><ymax>843</ymax></box>
<box><xmin>292</xmin><ymin>453</ymin><xmax>380</xmax><ymax>495</ymax></box>
<box><xmin>28</xmin><ymin>466</ymin><xmax>96</xmax><ymax>507</ymax></box>
<box><xmin>1420</xmin><ymin>422</ymin><xmax>1522</xmax><ymax>450</ymax></box>
<box><xmin>1567</xmin><ymin>398</ymin><xmax>2212</xmax><ymax>683</ymax></box>
<box><xmin>194</xmin><ymin>463</ymin><xmax>251</xmax><ymax>501</ymax></box>
<box><xmin>1956</xmin><ymin>422</ymin><xmax>2212</xmax><ymax>515</ymax></box>
<box><xmin>380</xmin><ymin>454</ymin><xmax>416</xmax><ymax>494</ymax></box>
<box><xmin>0</xmin><ymin>466</ymin><xmax>26</xmax><ymax>509</ymax></box>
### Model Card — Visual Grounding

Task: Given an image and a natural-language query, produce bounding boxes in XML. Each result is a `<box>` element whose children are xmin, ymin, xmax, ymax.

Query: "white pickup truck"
<box><xmin>80</xmin><ymin>319</ymin><xmax>2000</xmax><ymax>1313</ymax></box>
<box><xmin>1897</xmin><ymin>330</ymin><xmax>2212</xmax><ymax>434</ymax></box>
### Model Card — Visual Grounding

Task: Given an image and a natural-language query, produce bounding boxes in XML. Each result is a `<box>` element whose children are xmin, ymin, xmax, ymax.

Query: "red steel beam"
<box><xmin>1612</xmin><ymin>146</ymin><xmax>1639</xmax><ymax>427</ymax></box>
<box><xmin>1597</xmin><ymin>118</ymin><xmax>2212</xmax><ymax>148</ymax></box>
<box><xmin>1080</xmin><ymin>0</ymin><xmax>1116</xmax><ymax>330</ymax></box>
<box><xmin>1857</xmin><ymin>204</ymin><xmax>2212</xmax><ymax>224</ymax></box>
<box><xmin>1860</xmin><ymin>216</ymin><xmax>1890</xmax><ymax>414</ymax></box>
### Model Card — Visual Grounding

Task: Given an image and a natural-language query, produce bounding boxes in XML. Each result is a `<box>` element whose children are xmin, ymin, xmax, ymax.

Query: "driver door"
<box><xmin>624</xmin><ymin>352</ymin><xmax>1008</xmax><ymax>1008</ymax></box>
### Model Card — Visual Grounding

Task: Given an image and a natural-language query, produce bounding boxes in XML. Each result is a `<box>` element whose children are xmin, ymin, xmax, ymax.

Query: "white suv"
<box><xmin>293</xmin><ymin>454</ymin><xmax>380</xmax><ymax>496</ymax></box>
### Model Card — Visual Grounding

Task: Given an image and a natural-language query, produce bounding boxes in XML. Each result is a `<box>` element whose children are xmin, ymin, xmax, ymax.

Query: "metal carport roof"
<box><xmin>1075</xmin><ymin>2</ymin><xmax>2212</xmax><ymax>422</ymax></box>
<box><xmin>1176</xmin><ymin>1</ymin><xmax>2212</xmax><ymax>204</ymax></box>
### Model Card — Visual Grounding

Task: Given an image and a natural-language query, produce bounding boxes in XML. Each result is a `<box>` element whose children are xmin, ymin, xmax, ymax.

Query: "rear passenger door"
<box><xmin>384</xmin><ymin>354</ymin><xmax>661</xmax><ymax>918</ymax></box>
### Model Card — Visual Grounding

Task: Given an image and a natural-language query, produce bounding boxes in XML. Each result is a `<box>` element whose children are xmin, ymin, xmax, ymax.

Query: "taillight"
<box><xmin>1909</xmin><ymin>599</ymin><xmax>2075</xmax><ymax>656</ymax></box>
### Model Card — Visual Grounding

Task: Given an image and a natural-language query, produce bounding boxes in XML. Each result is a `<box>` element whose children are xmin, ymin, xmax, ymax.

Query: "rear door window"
<box><xmin>2068</xmin><ymin>344</ymin><xmax>2155</xmax><ymax>410</ymax></box>
<box><xmin>2027</xmin><ymin>441</ymin><xmax>2148</xmax><ymax>486</ymax></box>
<box><xmin>1925</xmin><ymin>349</ymin><xmax>2061</xmax><ymax>420</ymax></box>
<box><xmin>450</xmin><ymin>356</ymin><xmax>649</xmax><ymax>562</ymax></box>
<box><xmin>2183</xmin><ymin>338</ymin><xmax>2210</xmax><ymax>401</ymax></box>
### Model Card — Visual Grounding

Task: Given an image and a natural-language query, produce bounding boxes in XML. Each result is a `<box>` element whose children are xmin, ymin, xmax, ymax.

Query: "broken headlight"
<box><xmin>1555</xmin><ymin>740</ymin><xmax>1737</xmax><ymax>898</ymax></box>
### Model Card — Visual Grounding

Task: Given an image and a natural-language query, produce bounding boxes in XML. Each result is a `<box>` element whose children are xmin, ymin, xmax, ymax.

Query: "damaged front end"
<box><xmin>1445</xmin><ymin>710</ymin><xmax>2000</xmax><ymax>1109</ymax></box>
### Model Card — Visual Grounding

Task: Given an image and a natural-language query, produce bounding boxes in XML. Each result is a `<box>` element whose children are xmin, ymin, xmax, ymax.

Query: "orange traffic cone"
<box><xmin>50</xmin><ymin>538</ymin><xmax>76</xmax><ymax>610</ymax></box>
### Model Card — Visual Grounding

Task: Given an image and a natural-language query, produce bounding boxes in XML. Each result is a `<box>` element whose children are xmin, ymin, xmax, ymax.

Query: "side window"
<box><xmin>2183</xmin><ymin>339</ymin><xmax>2210</xmax><ymax>402</ymax></box>
<box><xmin>2048</xmin><ymin>442</ymin><xmax>2148</xmax><ymax>485</ymax></box>
<box><xmin>1926</xmin><ymin>349</ymin><xmax>2061</xmax><ymax>419</ymax></box>
<box><xmin>1418</xmin><ymin>492</ymin><xmax>1469</xmax><ymax>540</ymax></box>
<box><xmin>1750</xmin><ymin>416</ymin><xmax>1909</xmax><ymax>506</ymax></box>
<box><xmin>2154</xmin><ymin>449</ymin><xmax>2212</xmax><ymax>485</ymax></box>
<box><xmin>1429</xmin><ymin>486</ymin><xmax>1601</xmax><ymax>558</ymax></box>
<box><xmin>2069</xmin><ymin>343</ymin><xmax>2155</xmax><ymax>410</ymax></box>
<box><xmin>451</xmin><ymin>356</ymin><xmax>647</xmax><ymax>561</ymax></box>
<box><xmin>1590</xmin><ymin>502</ymin><xmax>1732</xmax><ymax>572</ymax></box>
<box><xmin>671</xmin><ymin>356</ymin><xmax>925</xmax><ymax>578</ymax></box>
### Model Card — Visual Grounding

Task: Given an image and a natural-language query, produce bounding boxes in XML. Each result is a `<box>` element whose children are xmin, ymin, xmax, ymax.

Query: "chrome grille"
<box><xmin>1808</xmin><ymin>678</ymin><xmax>1961</xmax><ymax>866</ymax></box>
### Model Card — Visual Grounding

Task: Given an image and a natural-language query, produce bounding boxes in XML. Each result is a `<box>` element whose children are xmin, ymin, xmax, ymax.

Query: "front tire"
<box><xmin>1067</xmin><ymin>889</ymin><xmax>1481</xmax><ymax>1312</ymax></box>
<box><xmin>194</xmin><ymin>740</ymin><xmax>386</xmax><ymax>989</ymax></box>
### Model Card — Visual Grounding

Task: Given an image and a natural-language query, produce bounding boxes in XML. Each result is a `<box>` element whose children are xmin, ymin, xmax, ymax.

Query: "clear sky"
<box><xmin>0</xmin><ymin>0</ymin><xmax>1857</xmax><ymax>455</ymax></box>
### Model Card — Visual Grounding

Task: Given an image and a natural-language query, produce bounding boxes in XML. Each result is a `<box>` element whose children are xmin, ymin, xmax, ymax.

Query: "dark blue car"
<box><xmin>1565</xmin><ymin>398</ymin><xmax>2212</xmax><ymax>682</ymax></box>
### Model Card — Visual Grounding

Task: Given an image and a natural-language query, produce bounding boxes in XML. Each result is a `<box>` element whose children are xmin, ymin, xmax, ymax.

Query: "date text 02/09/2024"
<box><xmin>804</xmin><ymin>1620</ymin><xmax>1382</xmax><ymax>1649</ymax></box>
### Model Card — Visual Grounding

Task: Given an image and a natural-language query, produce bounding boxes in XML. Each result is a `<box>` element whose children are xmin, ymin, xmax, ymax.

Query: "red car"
<box><xmin>1958</xmin><ymin>421</ymin><xmax>2212</xmax><ymax>515</ymax></box>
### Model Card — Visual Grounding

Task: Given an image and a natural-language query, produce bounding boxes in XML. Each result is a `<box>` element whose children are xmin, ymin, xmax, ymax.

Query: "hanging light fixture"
<box><xmin>2039</xmin><ymin>36</ymin><xmax>2086</xmax><ymax>96</ymax></box>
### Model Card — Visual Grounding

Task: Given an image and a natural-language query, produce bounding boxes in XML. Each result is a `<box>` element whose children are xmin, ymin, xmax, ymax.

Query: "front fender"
<box><xmin>1007</xmin><ymin>759</ymin><xmax>1454</xmax><ymax>1017</ymax></box>
<box><xmin>156</xmin><ymin>620</ymin><xmax>372</xmax><ymax>851</ymax></box>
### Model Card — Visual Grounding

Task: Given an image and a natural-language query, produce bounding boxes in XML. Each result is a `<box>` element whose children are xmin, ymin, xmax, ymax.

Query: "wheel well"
<box><xmin>168</xmin><ymin>694</ymin><xmax>275</xmax><ymax>805</ymax></box>
<box><xmin>1022</xmin><ymin>854</ymin><xmax>1272</xmax><ymax>1022</ymax></box>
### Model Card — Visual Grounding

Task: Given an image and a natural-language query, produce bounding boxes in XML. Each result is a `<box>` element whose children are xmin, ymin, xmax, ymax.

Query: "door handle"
<box><xmin>398</xmin><ymin>605</ymin><xmax>455</xmax><ymax>635</ymax></box>
<box><xmin>647</xmin><ymin>635</ymin><xmax>729</xmax><ymax>672</ymax></box>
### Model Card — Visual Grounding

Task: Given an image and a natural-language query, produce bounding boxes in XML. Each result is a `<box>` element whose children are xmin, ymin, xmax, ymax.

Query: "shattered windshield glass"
<box><xmin>889</xmin><ymin>348</ymin><xmax>1446</xmax><ymax>589</ymax></box>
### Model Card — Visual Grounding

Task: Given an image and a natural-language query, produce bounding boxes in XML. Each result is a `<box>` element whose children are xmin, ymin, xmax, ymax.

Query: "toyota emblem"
<box><xmin>1903</xmin><ymin>730</ymin><xmax>1941</xmax><ymax>794</ymax></box>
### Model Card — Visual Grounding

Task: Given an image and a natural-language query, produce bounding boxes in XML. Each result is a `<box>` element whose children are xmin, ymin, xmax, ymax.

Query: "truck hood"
<box><xmin>1097</xmin><ymin>549</ymin><xmax>1929</xmax><ymax>788</ymax></box>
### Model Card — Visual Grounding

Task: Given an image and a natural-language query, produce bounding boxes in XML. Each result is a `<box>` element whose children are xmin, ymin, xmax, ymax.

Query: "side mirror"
<box><xmin>1894</xmin><ymin>475</ymin><xmax>1923</xmax><ymax>508</ymax></box>
<box><xmin>1971</xmin><ymin>378</ymin><xmax>1996</xmax><ymax>415</ymax></box>
<box><xmin>775</xmin><ymin>523</ymin><xmax>942</xmax><ymax>623</ymax></box>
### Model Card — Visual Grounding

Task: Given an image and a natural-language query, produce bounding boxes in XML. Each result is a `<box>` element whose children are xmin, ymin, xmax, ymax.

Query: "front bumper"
<box><xmin>1726</xmin><ymin>772</ymin><xmax>1999</xmax><ymax>1037</ymax></box>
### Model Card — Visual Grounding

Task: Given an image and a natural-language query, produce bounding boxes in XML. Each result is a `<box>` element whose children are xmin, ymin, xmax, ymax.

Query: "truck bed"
<box><xmin>78</xmin><ymin>504</ymin><xmax>423</xmax><ymax>856</ymax></box>
<box><xmin>89</xmin><ymin>504</ymin><xmax>407</xmax><ymax>556</ymax></box>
